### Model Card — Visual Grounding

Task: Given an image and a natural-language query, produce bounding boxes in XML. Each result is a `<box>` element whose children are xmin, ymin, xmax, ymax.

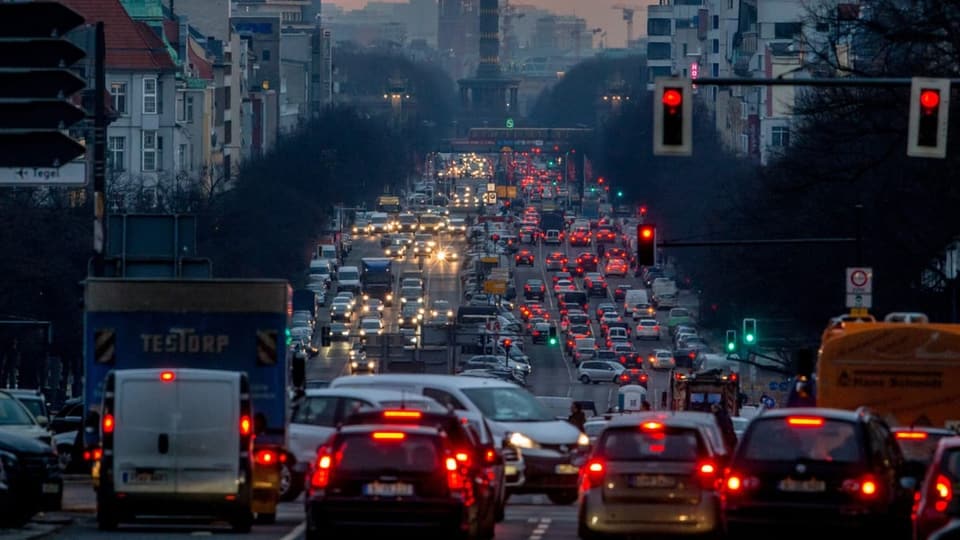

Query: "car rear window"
<box><xmin>942</xmin><ymin>449</ymin><xmax>960</xmax><ymax>480</ymax></box>
<box><xmin>894</xmin><ymin>432</ymin><xmax>953</xmax><ymax>464</ymax></box>
<box><xmin>336</xmin><ymin>433</ymin><xmax>441</xmax><ymax>472</ymax></box>
<box><xmin>742</xmin><ymin>418</ymin><xmax>861</xmax><ymax>463</ymax></box>
<box><xmin>601</xmin><ymin>426</ymin><xmax>702</xmax><ymax>461</ymax></box>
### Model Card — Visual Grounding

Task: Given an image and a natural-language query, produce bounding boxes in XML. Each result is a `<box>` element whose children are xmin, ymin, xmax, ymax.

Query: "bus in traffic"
<box><xmin>816</xmin><ymin>317</ymin><xmax>960</xmax><ymax>429</ymax></box>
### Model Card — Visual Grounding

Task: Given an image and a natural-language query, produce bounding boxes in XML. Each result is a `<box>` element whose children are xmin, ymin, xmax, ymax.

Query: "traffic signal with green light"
<box><xmin>548</xmin><ymin>324</ymin><xmax>558</xmax><ymax>345</ymax></box>
<box><xmin>637</xmin><ymin>224</ymin><xmax>656</xmax><ymax>266</ymax></box>
<box><xmin>617</xmin><ymin>190</ymin><xmax>624</xmax><ymax>198</ymax></box>
<box><xmin>285</xmin><ymin>327</ymin><xmax>293</xmax><ymax>346</ymax></box>
<box><xmin>725</xmin><ymin>330</ymin><xmax>737</xmax><ymax>353</ymax></box>
<box><xmin>742</xmin><ymin>319</ymin><xmax>757</xmax><ymax>345</ymax></box>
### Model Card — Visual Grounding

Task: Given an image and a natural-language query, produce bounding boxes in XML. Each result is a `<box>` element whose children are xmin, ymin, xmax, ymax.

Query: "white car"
<box><xmin>635</xmin><ymin>319</ymin><xmax>661</xmax><ymax>340</ymax></box>
<box><xmin>358</xmin><ymin>318</ymin><xmax>384</xmax><ymax>337</ymax></box>
<box><xmin>648</xmin><ymin>348</ymin><xmax>675</xmax><ymax>369</ymax></box>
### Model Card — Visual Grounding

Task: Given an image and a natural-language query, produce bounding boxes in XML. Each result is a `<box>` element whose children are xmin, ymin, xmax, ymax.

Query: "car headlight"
<box><xmin>386</xmin><ymin>294</ymin><xmax>393</xmax><ymax>301</ymax></box>
<box><xmin>509</xmin><ymin>432</ymin><xmax>536</xmax><ymax>449</ymax></box>
<box><xmin>351</xmin><ymin>361</ymin><xmax>359</xmax><ymax>368</ymax></box>
<box><xmin>359</xmin><ymin>329</ymin><xmax>366</xmax><ymax>336</ymax></box>
<box><xmin>367</xmin><ymin>361</ymin><xmax>375</xmax><ymax>369</ymax></box>
<box><xmin>398</xmin><ymin>318</ymin><xmax>404</xmax><ymax>324</ymax></box>
<box><xmin>385</xmin><ymin>249</ymin><xmax>391</xmax><ymax>255</ymax></box>
<box><xmin>401</xmin><ymin>297</ymin><xmax>408</xmax><ymax>303</ymax></box>
<box><xmin>577</xmin><ymin>433</ymin><xmax>590</xmax><ymax>447</ymax></box>
<box><xmin>377</xmin><ymin>305</ymin><xmax>384</xmax><ymax>311</ymax></box>
<box><xmin>447</xmin><ymin>310</ymin><xmax>453</xmax><ymax>317</ymax></box>
<box><xmin>342</xmin><ymin>330</ymin><xmax>349</xmax><ymax>336</ymax></box>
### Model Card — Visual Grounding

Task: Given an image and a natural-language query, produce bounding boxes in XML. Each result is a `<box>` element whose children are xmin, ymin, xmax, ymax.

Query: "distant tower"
<box><xmin>457</xmin><ymin>0</ymin><xmax>520</xmax><ymax>132</ymax></box>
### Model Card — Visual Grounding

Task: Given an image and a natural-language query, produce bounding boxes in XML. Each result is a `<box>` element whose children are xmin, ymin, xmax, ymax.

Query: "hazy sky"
<box><xmin>328</xmin><ymin>1</ymin><xmax>658</xmax><ymax>49</ymax></box>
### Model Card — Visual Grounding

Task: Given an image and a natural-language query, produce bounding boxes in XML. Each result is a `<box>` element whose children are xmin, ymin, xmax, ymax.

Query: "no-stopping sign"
<box><xmin>846</xmin><ymin>267</ymin><xmax>873</xmax><ymax>294</ymax></box>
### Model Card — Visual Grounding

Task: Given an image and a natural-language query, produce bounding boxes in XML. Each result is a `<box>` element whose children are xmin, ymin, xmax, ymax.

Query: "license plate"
<box><xmin>555</xmin><ymin>464</ymin><xmax>580</xmax><ymax>474</ymax></box>
<box><xmin>42</xmin><ymin>482</ymin><xmax>60</xmax><ymax>494</ymax></box>
<box><xmin>363</xmin><ymin>482</ymin><xmax>414</xmax><ymax>497</ymax></box>
<box><xmin>134</xmin><ymin>472</ymin><xmax>167</xmax><ymax>483</ymax></box>
<box><xmin>778</xmin><ymin>478</ymin><xmax>826</xmax><ymax>492</ymax></box>
<box><xmin>631</xmin><ymin>475</ymin><xmax>676</xmax><ymax>488</ymax></box>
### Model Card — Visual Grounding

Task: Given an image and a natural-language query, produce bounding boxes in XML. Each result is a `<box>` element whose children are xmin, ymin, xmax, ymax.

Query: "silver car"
<box><xmin>578</xmin><ymin>414</ymin><xmax>724</xmax><ymax>538</ymax></box>
<box><xmin>577</xmin><ymin>360</ymin><xmax>625</xmax><ymax>384</ymax></box>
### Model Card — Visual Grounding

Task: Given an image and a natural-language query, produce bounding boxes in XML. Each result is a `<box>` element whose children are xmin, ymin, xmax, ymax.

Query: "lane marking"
<box><xmin>279</xmin><ymin>521</ymin><xmax>306</xmax><ymax>540</ymax></box>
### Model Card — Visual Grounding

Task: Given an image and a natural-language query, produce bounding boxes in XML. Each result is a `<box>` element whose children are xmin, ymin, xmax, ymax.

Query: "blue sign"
<box><xmin>768</xmin><ymin>381</ymin><xmax>778</xmax><ymax>391</ymax></box>
<box><xmin>778</xmin><ymin>381</ymin><xmax>790</xmax><ymax>392</ymax></box>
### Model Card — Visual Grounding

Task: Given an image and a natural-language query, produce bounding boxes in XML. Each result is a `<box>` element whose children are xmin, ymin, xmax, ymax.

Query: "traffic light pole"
<box><xmin>92</xmin><ymin>22</ymin><xmax>107</xmax><ymax>277</ymax></box>
<box><xmin>657</xmin><ymin>237</ymin><xmax>856</xmax><ymax>248</ymax></box>
<box><xmin>692</xmin><ymin>77</ymin><xmax>960</xmax><ymax>87</ymax></box>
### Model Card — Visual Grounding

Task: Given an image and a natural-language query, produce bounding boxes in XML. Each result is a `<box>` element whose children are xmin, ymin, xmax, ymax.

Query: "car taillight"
<box><xmin>933</xmin><ymin>474</ymin><xmax>953</xmax><ymax>512</ymax></box>
<box><xmin>311</xmin><ymin>454</ymin><xmax>332</xmax><ymax>488</ymax></box>
<box><xmin>724</xmin><ymin>473</ymin><xmax>759</xmax><ymax>494</ymax></box>
<box><xmin>896</xmin><ymin>431</ymin><xmax>929</xmax><ymax>440</ymax></box>
<box><xmin>698</xmin><ymin>461</ymin><xmax>718</xmax><ymax>489</ymax></box>
<box><xmin>384</xmin><ymin>410</ymin><xmax>422</xmax><ymax>419</ymax></box>
<box><xmin>581</xmin><ymin>459</ymin><xmax>605</xmax><ymax>490</ymax></box>
<box><xmin>255</xmin><ymin>449</ymin><xmax>277</xmax><ymax>466</ymax></box>
<box><xmin>842</xmin><ymin>475</ymin><xmax>879</xmax><ymax>498</ymax></box>
<box><xmin>240</xmin><ymin>415</ymin><xmax>252</xmax><ymax>436</ymax></box>
<box><xmin>786</xmin><ymin>416</ymin><xmax>824</xmax><ymax>427</ymax></box>
<box><xmin>641</xmin><ymin>421</ymin><xmax>663</xmax><ymax>431</ymax></box>
<box><xmin>102</xmin><ymin>413</ymin><xmax>115</xmax><ymax>434</ymax></box>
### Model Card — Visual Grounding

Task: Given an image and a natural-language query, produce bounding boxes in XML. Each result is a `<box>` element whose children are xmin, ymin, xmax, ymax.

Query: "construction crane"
<box><xmin>612</xmin><ymin>3</ymin><xmax>641</xmax><ymax>46</ymax></box>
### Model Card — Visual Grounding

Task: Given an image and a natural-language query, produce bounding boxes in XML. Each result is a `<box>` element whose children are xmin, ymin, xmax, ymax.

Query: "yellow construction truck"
<box><xmin>669</xmin><ymin>369</ymin><xmax>740</xmax><ymax>416</ymax></box>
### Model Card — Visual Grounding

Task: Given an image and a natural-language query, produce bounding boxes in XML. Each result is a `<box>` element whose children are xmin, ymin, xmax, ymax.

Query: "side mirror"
<box><xmin>36</xmin><ymin>415</ymin><xmax>49</xmax><ymax>427</ymax></box>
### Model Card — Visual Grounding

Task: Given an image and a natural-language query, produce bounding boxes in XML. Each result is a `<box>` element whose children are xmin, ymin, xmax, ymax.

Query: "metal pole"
<box><xmin>92</xmin><ymin>22</ymin><xmax>107</xmax><ymax>277</ymax></box>
<box><xmin>855</xmin><ymin>204</ymin><xmax>864</xmax><ymax>265</ymax></box>
<box><xmin>658</xmin><ymin>238</ymin><xmax>857</xmax><ymax>248</ymax></box>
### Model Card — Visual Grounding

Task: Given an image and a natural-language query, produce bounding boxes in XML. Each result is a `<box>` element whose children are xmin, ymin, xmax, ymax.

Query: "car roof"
<box><xmin>606</xmin><ymin>411</ymin><xmax>718</xmax><ymax>431</ymax></box>
<box><xmin>754</xmin><ymin>407</ymin><xmax>864</xmax><ymax>423</ymax></box>
<box><xmin>303</xmin><ymin>387</ymin><xmax>440</xmax><ymax>402</ymax></box>
<box><xmin>338</xmin><ymin>424</ymin><xmax>441</xmax><ymax>437</ymax></box>
<box><xmin>331</xmin><ymin>373</ymin><xmax>520</xmax><ymax>390</ymax></box>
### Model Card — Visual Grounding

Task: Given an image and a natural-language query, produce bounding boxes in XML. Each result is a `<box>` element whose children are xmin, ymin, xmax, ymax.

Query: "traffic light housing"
<box><xmin>637</xmin><ymin>224</ymin><xmax>656</xmax><ymax>266</ymax></box>
<box><xmin>616</xmin><ymin>190</ymin><xmax>624</xmax><ymax>198</ymax></box>
<box><xmin>653</xmin><ymin>78</ymin><xmax>692</xmax><ymax>156</ymax></box>
<box><xmin>548</xmin><ymin>324</ymin><xmax>558</xmax><ymax>345</ymax></box>
<box><xmin>908</xmin><ymin>77</ymin><xmax>950</xmax><ymax>159</ymax></box>
<box><xmin>725</xmin><ymin>330</ymin><xmax>738</xmax><ymax>353</ymax></box>
<box><xmin>742</xmin><ymin>318</ymin><xmax>757</xmax><ymax>345</ymax></box>
<box><xmin>0</xmin><ymin>3</ymin><xmax>88</xmax><ymax>170</ymax></box>
<box><xmin>503</xmin><ymin>339</ymin><xmax>512</xmax><ymax>356</ymax></box>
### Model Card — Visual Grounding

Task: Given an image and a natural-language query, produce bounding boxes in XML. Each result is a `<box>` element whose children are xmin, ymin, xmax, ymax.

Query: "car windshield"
<box><xmin>14</xmin><ymin>397</ymin><xmax>44</xmax><ymax>419</ymax></box>
<box><xmin>335</xmin><ymin>433</ymin><xmax>441</xmax><ymax>472</ymax></box>
<box><xmin>291</xmin><ymin>396</ymin><xmax>339</xmax><ymax>426</ymax></box>
<box><xmin>362</xmin><ymin>321</ymin><xmax>380</xmax><ymax>329</ymax></box>
<box><xmin>601</xmin><ymin>427</ymin><xmax>702</xmax><ymax>461</ymax></box>
<box><xmin>743</xmin><ymin>418</ymin><xmax>861</xmax><ymax>463</ymax></box>
<box><xmin>584</xmin><ymin>422</ymin><xmax>608</xmax><ymax>438</ymax></box>
<box><xmin>339</xmin><ymin>270</ymin><xmax>359</xmax><ymax>281</ymax></box>
<box><xmin>462</xmin><ymin>387</ymin><xmax>554</xmax><ymax>422</ymax></box>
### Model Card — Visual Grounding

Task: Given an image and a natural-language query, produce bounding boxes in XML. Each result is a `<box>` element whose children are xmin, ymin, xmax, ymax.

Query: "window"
<box><xmin>743</xmin><ymin>418</ymin><xmax>861</xmax><ymax>462</ymax></box>
<box><xmin>728</xmin><ymin>0</ymin><xmax>734</xmax><ymax>8</ymax></box>
<box><xmin>176</xmin><ymin>93</ymin><xmax>185</xmax><ymax>122</ymax></box>
<box><xmin>109</xmin><ymin>82</ymin><xmax>127</xmax><ymax>115</ymax></box>
<box><xmin>647</xmin><ymin>42</ymin><xmax>671</xmax><ymax>60</ymax></box>
<box><xmin>157</xmin><ymin>79</ymin><xmax>164</xmax><ymax>114</ymax></box>
<box><xmin>682</xmin><ymin>43</ymin><xmax>688</xmax><ymax>56</ymax></box>
<box><xmin>712</xmin><ymin>15</ymin><xmax>719</xmax><ymax>29</ymax></box>
<box><xmin>774</xmin><ymin>22</ymin><xmax>803</xmax><ymax>39</ymax></box>
<box><xmin>224</xmin><ymin>86</ymin><xmax>232</xmax><ymax>110</ymax></box>
<box><xmin>262</xmin><ymin>49</ymin><xmax>271</xmax><ymax>61</ymax></box>
<box><xmin>186</xmin><ymin>96</ymin><xmax>194</xmax><ymax>122</ymax></box>
<box><xmin>157</xmin><ymin>135</ymin><xmax>164</xmax><ymax>170</ymax></box>
<box><xmin>600</xmin><ymin>427</ymin><xmax>702</xmax><ymax>461</ymax></box>
<box><xmin>177</xmin><ymin>143</ymin><xmax>188</xmax><ymax>171</ymax></box>
<box><xmin>712</xmin><ymin>39</ymin><xmax>720</xmax><ymax>54</ymax></box>
<box><xmin>108</xmin><ymin>136</ymin><xmax>125</xmax><ymax>171</ymax></box>
<box><xmin>142</xmin><ymin>130</ymin><xmax>157</xmax><ymax>171</ymax></box>
<box><xmin>647</xmin><ymin>18</ymin><xmax>671</xmax><ymax>36</ymax></box>
<box><xmin>771</xmin><ymin>126</ymin><xmax>790</xmax><ymax>147</ymax></box>
<box><xmin>281</xmin><ymin>11</ymin><xmax>302</xmax><ymax>23</ymax></box>
<box><xmin>223</xmin><ymin>120</ymin><xmax>232</xmax><ymax>144</ymax></box>
<box><xmin>290</xmin><ymin>396</ymin><xmax>338</xmax><ymax>426</ymax></box>
<box><xmin>142</xmin><ymin>77</ymin><xmax>157</xmax><ymax>114</ymax></box>
<box><xmin>460</xmin><ymin>387</ymin><xmax>553</xmax><ymax>422</ymax></box>
<box><xmin>422</xmin><ymin>388</ymin><xmax>466</xmax><ymax>411</ymax></box>
<box><xmin>712</xmin><ymin>62</ymin><xmax>720</xmax><ymax>77</ymax></box>
<box><xmin>649</xmin><ymin>66</ymin><xmax>672</xmax><ymax>79</ymax></box>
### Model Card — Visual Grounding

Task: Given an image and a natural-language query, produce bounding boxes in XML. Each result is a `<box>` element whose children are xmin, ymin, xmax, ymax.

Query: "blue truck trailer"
<box><xmin>83</xmin><ymin>278</ymin><xmax>291</xmax><ymax>520</ymax></box>
<box><xmin>361</xmin><ymin>257</ymin><xmax>394</xmax><ymax>306</ymax></box>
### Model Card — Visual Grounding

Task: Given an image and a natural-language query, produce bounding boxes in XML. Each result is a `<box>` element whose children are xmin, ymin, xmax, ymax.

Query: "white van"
<box><xmin>308</xmin><ymin>259</ymin><xmax>333</xmax><ymax>286</ymax></box>
<box><xmin>318</xmin><ymin>244</ymin><xmax>338</xmax><ymax>262</ymax></box>
<box><xmin>623</xmin><ymin>289</ymin><xmax>651</xmax><ymax>319</ymax></box>
<box><xmin>96</xmin><ymin>368</ymin><xmax>254</xmax><ymax>531</ymax></box>
<box><xmin>336</xmin><ymin>265</ymin><xmax>361</xmax><ymax>294</ymax></box>
<box><xmin>329</xmin><ymin>374</ymin><xmax>588</xmax><ymax>505</ymax></box>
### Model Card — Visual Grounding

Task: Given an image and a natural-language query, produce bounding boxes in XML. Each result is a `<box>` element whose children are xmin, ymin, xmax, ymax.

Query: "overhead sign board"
<box><xmin>0</xmin><ymin>161</ymin><xmax>85</xmax><ymax>186</ymax></box>
<box><xmin>484</xmin><ymin>280</ymin><xmax>507</xmax><ymax>295</ymax></box>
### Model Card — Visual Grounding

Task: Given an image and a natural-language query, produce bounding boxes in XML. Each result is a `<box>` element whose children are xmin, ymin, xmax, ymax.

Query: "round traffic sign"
<box><xmin>850</xmin><ymin>270</ymin><xmax>868</xmax><ymax>287</ymax></box>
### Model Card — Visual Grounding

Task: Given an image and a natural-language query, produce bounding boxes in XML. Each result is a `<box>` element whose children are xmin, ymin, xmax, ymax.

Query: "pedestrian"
<box><xmin>568</xmin><ymin>402</ymin><xmax>587</xmax><ymax>431</ymax></box>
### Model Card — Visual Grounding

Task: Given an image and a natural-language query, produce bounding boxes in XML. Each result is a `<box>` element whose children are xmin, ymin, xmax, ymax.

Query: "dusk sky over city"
<box><xmin>328</xmin><ymin>0</ymin><xmax>656</xmax><ymax>48</ymax></box>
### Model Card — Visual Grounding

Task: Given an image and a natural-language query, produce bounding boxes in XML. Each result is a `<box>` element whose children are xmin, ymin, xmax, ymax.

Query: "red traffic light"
<box><xmin>640</xmin><ymin>226</ymin><xmax>654</xmax><ymax>240</ymax></box>
<box><xmin>503</xmin><ymin>339</ymin><xmax>512</xmax><ymax>347</ymax></box>
<box><xmin>597</xmin><ymin>177</ymin><xmax>605</xmax><ymax>184</ymax></box>
<box><xmin>639</xmin><ymin>205</ymin><xmax>648</xmax><ymax>215</ymax></box>
<box><xmin>920</xmin><ymin>89</ymin><xmax>940</xmax><ymax>110</ymax></box>
<box><xmin>662</xmin><ymin>89</ymin><xmax>683</xmax><ymax>108</ymax></box>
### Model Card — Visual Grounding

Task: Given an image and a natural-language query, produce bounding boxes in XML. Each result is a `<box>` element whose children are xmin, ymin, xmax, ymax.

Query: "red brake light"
<box><xmin>895</xmin><ymin>431</ymin><xmax>928</xmax><ymax>440</ymax></box>
<box><xmin>699</xmin><ymin>462</ymin><xmax>716</xmax><ymax>475</ymax></box>
<box><xmin>102</xmin><ymin>413</ymin><xmax>115</xmax><ymax>434</ymax></box>
<box><xmin>484</xmin><ymin>449</ymin><xmax>496</xmax><ymax>464</ymax></box>
<box><xmin>310</xmin><ymin>454</ymin><xmax>332</xmax><ymax>488</ymax></box>
<box><xmin>455</xmin><ymin>451</ymin><xmax>471</xmax><ymax>463</ymax></box>
<box><xmin>861</xmin><ymin>479</ymin><xmax>878</xmax><ymax>497</ymax></box>
<box><xmin>255</xmin><ymin>449</ymin><xmax>277</xmax><ymax>466</ymax></box>
<box><xmin>384</xmin><ymin>410</ymin><xmax>422</xmax><ymax>419</ymax></box>
<box><xmin>240</xmin><ymin>415</ymin><xmax>252</xmax><ymax>436</ymax></box>
<box><xmin>641</xmin><ymin>421</ymin><xmax>663</xmax><ymax>431</ymax></box>
<box><xmin>726</xmin><ymin>475</ymin><xmax>743</xmax><ymax>492</ymax></box>
<box><xmin>93</xmin><ymin>447</ymin><xmax>103</xmax><ymax>460</ymax></box>
<box><xmin>160</xmin><ymin>370</ymin><xmax>175</xmax><ymax>382</ymax></box>
<box><xmin>587</xmin><ymin>460</ymin><xmax>604</xmax><ymax>473</ymax></box>
<box><xmin>372</xmin><ymin>431</ymin><xmax>406</xmax><ymax>440</ymax></box>
<box><xmin>786</xmin><ymin>416</ymin><xmax>824</xmax><ymax>427</ymax></box>
<box><xmin>934</xmin><ymin>474</ymin><xmax>953</xmax><ymax>511</ymax></box>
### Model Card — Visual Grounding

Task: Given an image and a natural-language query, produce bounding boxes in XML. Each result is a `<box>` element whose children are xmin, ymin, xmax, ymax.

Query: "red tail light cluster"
<box><xmin>310</xmin><ymin>453</ymin><xmax>332</xmax><ymax>488</ymax></box>
<box><xmin>841</xmin><ymin>475</ymin><xmax>879</xmax><ymax>498</ymax></box>
<box><xmin>933</xmin><ymin>474</ymin><xmax>954</xmax><ymax>512</ymax></box>
<box><xmin>255</xmin><ymin>449</ymin><xmax>277</xmax><ymax>466</ymax></box>
<box><xmin>581</xmin><ymin>459</ymin><xmax>606</xmax><ymax>490</ymax></box>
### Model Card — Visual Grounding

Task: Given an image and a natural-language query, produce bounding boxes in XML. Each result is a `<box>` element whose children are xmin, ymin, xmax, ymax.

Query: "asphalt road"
<box><xmin>11</xmin><ymin>222</ymin><xmax>702</xmax><ymax>540</ymax></box>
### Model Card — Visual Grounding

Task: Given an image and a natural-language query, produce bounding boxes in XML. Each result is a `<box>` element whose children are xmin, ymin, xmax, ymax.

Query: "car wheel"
<box><xmin>580</xmin><ymin>374</ymin><xmax>590</xmax><ymax>384</ymax></box>
<box><xmin>279</xmin><ymin>463</ymin><xmax>304</xmax><ymax>502</ymax></box>
<box><xmin>57</xmin><ymin>444</ymin><xmax>73</xmax><ymax>471</ymax></box>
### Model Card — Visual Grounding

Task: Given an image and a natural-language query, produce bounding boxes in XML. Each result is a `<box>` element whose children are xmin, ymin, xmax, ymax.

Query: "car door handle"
<box><xmin>158</xmin><ymin>433</ymin><xmax>169</xmax><ymax>454</ymax></box>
